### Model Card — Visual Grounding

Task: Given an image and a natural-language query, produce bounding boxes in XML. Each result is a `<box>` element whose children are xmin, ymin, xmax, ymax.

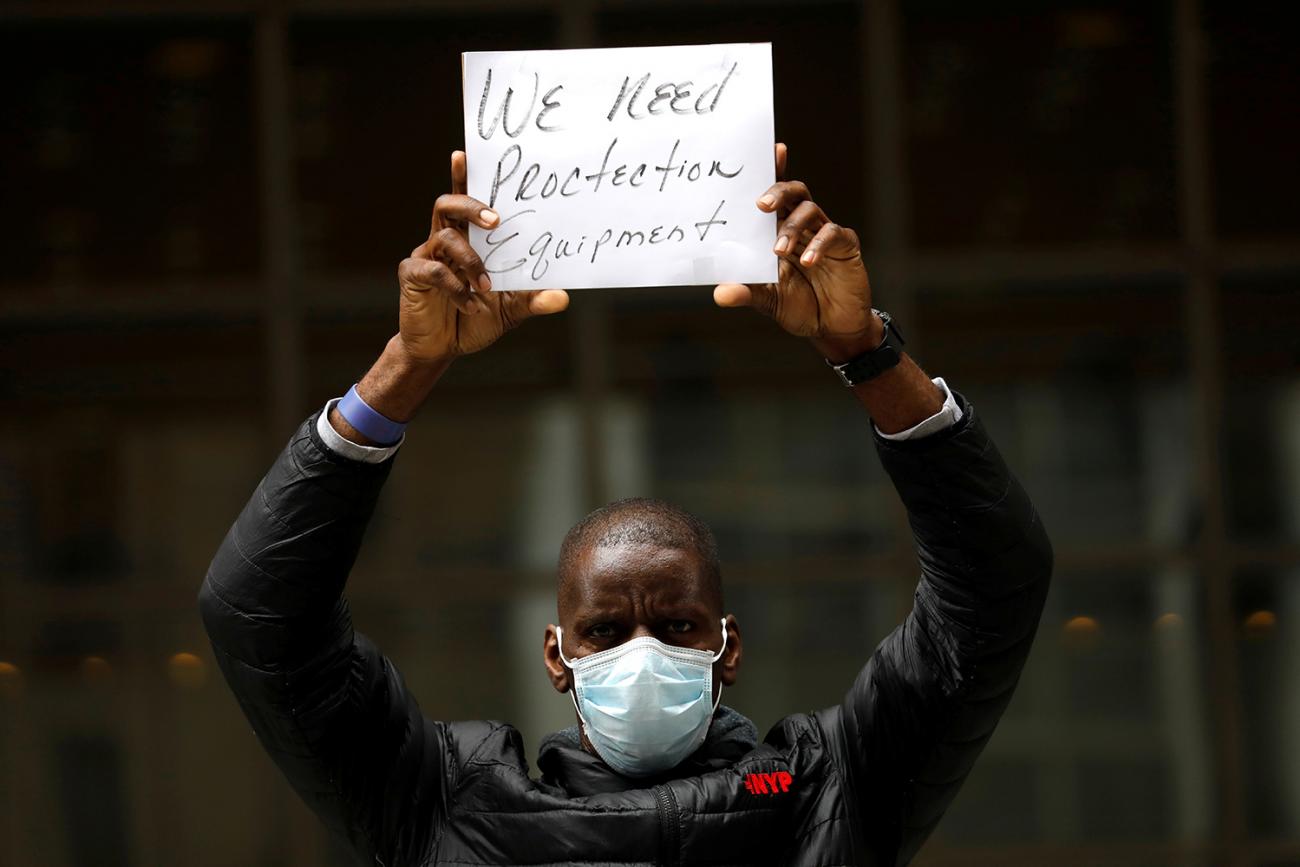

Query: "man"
<box><xmin>200</xmin><ymin>145</ymin><xmax>1052</xmax><ymax>866</ymax></box>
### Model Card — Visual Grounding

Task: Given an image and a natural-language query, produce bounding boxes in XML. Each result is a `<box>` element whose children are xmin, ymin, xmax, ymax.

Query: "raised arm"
<box><xmin>849</xmin><ymin>393</ymin><xmax>1051</xmax><ymax>865</ymax></box>
<box><xmin>716</xmin><ymin>147</ymin><xmax>1052</xmax><ymax>864</ymax></box>
<box><xmin>199</xmin><ymin>151</ymin><xmax>569</xmax><ymax>864</ymax></box>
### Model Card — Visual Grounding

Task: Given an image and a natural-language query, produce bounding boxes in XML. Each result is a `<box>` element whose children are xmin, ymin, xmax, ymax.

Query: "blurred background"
<box><xmin>1</xmin><ymin>0</ymin><xmax>1297</xmax><ymax>865</ymax></box>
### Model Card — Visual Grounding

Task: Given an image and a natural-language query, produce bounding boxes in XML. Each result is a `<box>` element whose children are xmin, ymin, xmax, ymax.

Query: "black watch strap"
<box><xmin>826</xmin><ymin>309</ymin><xmax>905</xmax><ymax>387</ymax></box>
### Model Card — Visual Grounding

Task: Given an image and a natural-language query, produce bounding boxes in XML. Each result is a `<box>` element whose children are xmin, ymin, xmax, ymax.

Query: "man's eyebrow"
<box><xmin>572</xmin><ymin>606</ymin><xmax>627</xmax><ymax>626</ymax></box>
<box><xmin>655</xmin><ymin>606</ymin><xmax>714</xmax><ymax>623</ymax></box>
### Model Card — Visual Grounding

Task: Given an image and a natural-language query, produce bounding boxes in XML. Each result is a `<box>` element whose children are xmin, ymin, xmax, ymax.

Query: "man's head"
<box><xmin>543</xmin><ymin>498</ymin><xmax>743</xmax><ymax>746</ymax></box>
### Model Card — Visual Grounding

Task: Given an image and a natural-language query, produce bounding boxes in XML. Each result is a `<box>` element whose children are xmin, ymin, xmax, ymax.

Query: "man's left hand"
<box><xmin>713</xmin><ymin>143</ymin><xmax>883</xmax><ymax>362</ymax></box>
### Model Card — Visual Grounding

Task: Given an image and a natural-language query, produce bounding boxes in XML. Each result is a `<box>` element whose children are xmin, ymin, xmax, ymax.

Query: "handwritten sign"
<box><xmin>461</xmin><ymin>43</ymin><xmax>776</xmax><ymax>291</ymax></box>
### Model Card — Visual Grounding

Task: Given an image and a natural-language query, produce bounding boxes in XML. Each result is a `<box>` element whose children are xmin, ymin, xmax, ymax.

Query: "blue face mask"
<box><xmin>557</xmin><ymin>619</ymin><xmax>728</xmax><ymax>778</ymax></box>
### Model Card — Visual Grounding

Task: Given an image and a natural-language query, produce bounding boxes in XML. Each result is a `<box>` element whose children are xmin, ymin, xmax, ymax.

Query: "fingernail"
<box><xmin>478</xmin><ymin>274</ymin><xmax>492</xmax><ymax>293</ymax></box>
<box><xmin>774</xmin><ymin>236</ymin><xmax>789</xmax><ymax>254</ymax></box>
<box><xmin>801</xmin><ymin>248</ymin><xmax>816</xmax><ymax>265</ymax></box>
<box><xmin>757</xmin><ymin>194</ymin><xmax>776</xmax><ymax>209</ymax></box>
<box><xmin>480</xmin><ymin>209</ymin><xmax>499</xmax><ymax>226</ymax></box>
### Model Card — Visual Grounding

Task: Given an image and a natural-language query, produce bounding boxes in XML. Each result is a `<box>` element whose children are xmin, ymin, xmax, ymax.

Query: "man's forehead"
<box><xmin>560</xmin><ymin>542</ymin><xmax>708</xmax><ymax>605</ymax></box>
<box><xmin>580</xmin><ymin>541</ymin><xmax>699</xmax><ymax>576</ymax></box>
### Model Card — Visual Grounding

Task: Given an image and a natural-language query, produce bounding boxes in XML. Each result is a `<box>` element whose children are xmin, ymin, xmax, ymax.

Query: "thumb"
<box><xmin>501</xmin><ymin>288</ymin><xmax>570</xmax><ymax>328</ymax></box>
<box><xmin>528</xmin><ymin>289</ymin><xmax>570</xmax><ymax>315</ymax></box>
<box><xmin>713</xmin><ymin>282</ymin><xmax>777</xmax><ymax>319</ymax></box>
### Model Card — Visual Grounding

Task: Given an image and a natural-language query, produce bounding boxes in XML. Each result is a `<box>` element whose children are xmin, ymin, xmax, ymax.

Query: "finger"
<box><xmin>433</xmin><ymin>194</ymin><xmax>498</xmax><ymax>233</ymax></box>
<box><xmin>451</xmin><ymin>150</ymin><xmax>468</xmax><ymax>196</ymax></box>
<box><xmin>801</xmin><ymin>221</ymin><xmax>861</xmax><ymax>267</ymax></box>
<box><xmin>408</xmin><ymin>240</ymin><xmax>486</xmax><ymax>314</ymax></box>
<box><xmin>428</xmin><ymin>227</ymin><xmax>492</xmax><ymax>295</ymax></box>
<box><xmin>774</xmin><ymin>142</ymin><xmax>787</xmax><ymax>182</ymax></box>
<box><xmin>399</xmin><ymin>257</ymin><xmax>481</xmax><ymax>315</ymax></box>
<box><xmin>756</xmin><ymin>179</ymin><xmax>811</xmax><ymax>215</ymax></box>
<box><xmin>713</xmin><ymin>282</ymin><xmax>777</xmax><ymax>319</ymax></box>
<box><xmin>774</xmin><ymin>200</ymin><xmax>827</xmax><ymax>258</ymax></box>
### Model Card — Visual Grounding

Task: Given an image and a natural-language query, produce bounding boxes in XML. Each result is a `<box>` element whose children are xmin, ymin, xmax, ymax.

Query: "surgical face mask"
<box><xmin>556</xmin><ymin>619</ymin><xmax>728</xmax><ymax>778</ymax></box>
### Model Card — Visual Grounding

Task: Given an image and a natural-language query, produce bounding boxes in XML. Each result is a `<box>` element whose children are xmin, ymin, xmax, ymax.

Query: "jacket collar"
<box><xmin>536</xmin><ymin>705</ymin><xmax>758</xmax><ymax>796</ymax></box>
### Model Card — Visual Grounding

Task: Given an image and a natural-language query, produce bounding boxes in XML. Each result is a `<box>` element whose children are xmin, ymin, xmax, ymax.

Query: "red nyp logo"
<box><xmin>742</xmin><ymin>771</ymin><xmax>793</xmax><ymax>795</ymax></box>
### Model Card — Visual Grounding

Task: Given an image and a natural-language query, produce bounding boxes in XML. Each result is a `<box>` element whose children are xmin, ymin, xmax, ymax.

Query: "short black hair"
<box><xmin>557</xmin><ymin>497</ymin><xmax>722</xmax><ymax>605</ymax></box>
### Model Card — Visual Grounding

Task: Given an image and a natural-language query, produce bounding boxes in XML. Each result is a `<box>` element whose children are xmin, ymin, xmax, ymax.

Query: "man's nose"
<box><xmin>630</xmin><ymin>624</ymin><xmax>656</xmax><ymax>640</ymax></box>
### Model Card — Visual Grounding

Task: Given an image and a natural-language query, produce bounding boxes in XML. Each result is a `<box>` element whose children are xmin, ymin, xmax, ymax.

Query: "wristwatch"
<box><xmin>825</xmin><ymin>309</ymin><xmax>905</xmax><ymax>387</ymax></box>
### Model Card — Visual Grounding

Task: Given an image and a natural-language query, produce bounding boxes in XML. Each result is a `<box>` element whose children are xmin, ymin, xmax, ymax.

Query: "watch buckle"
<box><xmin>827</xmin><ymin>358</ymin><xmax>856</xmax><ymax>388</ymax></box>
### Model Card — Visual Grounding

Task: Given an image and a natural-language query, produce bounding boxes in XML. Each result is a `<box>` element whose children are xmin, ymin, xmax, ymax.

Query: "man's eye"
<box><xmin>589</xmin><ymin>624</ymin><xmax>616</xmax><ymax>639</ymax></box>
<box><xmin>666</xmin><ymin>620</ymin><xmax>694</xmax><ymax>634</ymax></box>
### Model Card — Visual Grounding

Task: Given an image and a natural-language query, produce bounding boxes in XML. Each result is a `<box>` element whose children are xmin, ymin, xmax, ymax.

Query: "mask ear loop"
<box><xmin>709</xmin><ymin>617</ymin><xmax>728</xmax><ymax>712</ymax></box>
<box><xmin>555</xmin><ymin>626</ymin><xmax>576</xmax><ymax>669</ymax></box>
<box><xmin>554</xmin><ymin>627</ymin><xmax>593</xmax><ymax>730</ymax></box>
<box><xmin>710</xmin><ymin>617</ymin><xmax>729</xmax><ymax>662</ymax></box>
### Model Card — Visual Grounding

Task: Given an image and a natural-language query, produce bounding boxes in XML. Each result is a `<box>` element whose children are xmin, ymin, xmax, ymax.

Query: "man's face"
<box><xmin>543</xmin><ymin>540</ymin><xmax>743</xmax><ymax>710</ymax></box>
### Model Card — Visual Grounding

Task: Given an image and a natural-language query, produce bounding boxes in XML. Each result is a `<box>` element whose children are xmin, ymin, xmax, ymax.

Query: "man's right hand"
<box><xmin>398</xmin><ymin>150</ymin><xmax>569</xmax><ymax>361</ymax></box>
<box><xmin>329</xmin><ymin>151</ymin><xmax>569</xmax><ymax>443</ymax></box>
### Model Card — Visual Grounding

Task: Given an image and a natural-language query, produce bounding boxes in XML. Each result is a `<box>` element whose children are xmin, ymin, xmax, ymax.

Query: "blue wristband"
<box><xmin>336</xmin><ymin>385</ymin><xmax>407</xmax><ymax>446</ymax></box>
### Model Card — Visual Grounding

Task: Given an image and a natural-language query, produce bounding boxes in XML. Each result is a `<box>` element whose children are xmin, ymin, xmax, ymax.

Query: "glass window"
<box><xmin>727</xmin><ymin>577</ymin><xmax>909</xmax><ymax>737</ymax></box>
<box><xmin>937</xmin><ymin>568</ymin><xmax>1214</xmax><ymax>845</ymax></box>
<box><xmin>607</xmin><ymin>290</ymin><xmax>901</xmax><ymax>560</ymax></box>
<box><xmin>33</xmin><ymin>620</ymin><xmax>123</xmax><ymax>675</ymax></box>
<box><xmin>0</xmin><ymin>319</ymin><xmax>266</xmax><ymax>589</ymax></box>
<box><xmin>349</xmin><ymin>397</ymin><xmax>569</xmax><ymax>578</ymax></box>
<box><xmin>903</xmin><ymin>1</ymin><xmax>1177</xmax><ymax>246</ymax></box>
<box><xmin>0</xmin><ymin>318</ymin><xmax>265</xmax><ymax>412</ymax></box>
<box><xmin>1205</xmin><ymin>2</ymin><xmax>1300</xmax><ymax>239</ymax></box>
<box><xmin>22</xmin><ymin>444</ymin><xmax>129</xmax><ymax>585</ymax></box>
<box><xmin>0</xmin><ymin>20</ymin><xmax>260</xmax><ymax>290</ymax></box>
<box><xmin>1222</xmin><ymin>271</ymin><xmax>1300</xmax><ymax>544</ymax></box>
<box><xmin>915</xmin><ymin>278</ymin><xmax>1191</xmax><ymax>548</ymax></box>
<box><xmin>1236</xmin><ymin>567</ymin><xmax>1300</xmax><ymax>837</ymax></box>
<box><xmin>291</xmin><ymin>13</ymin><xmax>558</xmax><ymax>277</ymax></box>
<box><xmin>54</xmin><ymin>734</ymin><xmax>132</xmax><ymax>867</ymax></box>
<box><xmin>597</xmin><ymin>0</ymin><xmax>868</xmax><ymax>242</ymax></box>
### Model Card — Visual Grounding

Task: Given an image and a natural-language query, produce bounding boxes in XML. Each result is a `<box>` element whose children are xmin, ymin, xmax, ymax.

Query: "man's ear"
<box><xmin>543</xmin><ymin>624</ymin><xmax>570</xmax><ymax>693</ymax></box>
<box><xmin>718</xmin><ymin>614</ymin><xmax>743</xmax><ymax>687</ymax></box>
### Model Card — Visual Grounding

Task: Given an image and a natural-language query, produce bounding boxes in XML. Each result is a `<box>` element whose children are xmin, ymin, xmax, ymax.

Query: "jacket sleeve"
<box><xmin>198</xmin><ymin>413</ymin><xmax>446</xmax><ymax>866</ymax></box>
<box><xmin>827</xmin><ymin>393</ymin><xmax>1053</xmax><ymax>865</ymax></box>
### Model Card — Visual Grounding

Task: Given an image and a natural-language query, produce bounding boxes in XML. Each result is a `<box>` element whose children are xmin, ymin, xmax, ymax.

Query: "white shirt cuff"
<box><xmin>875</xmin><ymin>376</ymin><xmax>963</xmax><ymax>441</ymax></box>
<box><xmin>316</xmin><ymin>398</ymin><xmax>404</xmax><ymax>464</ymax></box>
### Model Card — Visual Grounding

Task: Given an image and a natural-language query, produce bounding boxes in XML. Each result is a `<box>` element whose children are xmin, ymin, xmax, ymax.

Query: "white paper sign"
<box><xmin>461</xmin><ymin>43</ymin><xmax>776</xmax><ymax>291</ymax></box>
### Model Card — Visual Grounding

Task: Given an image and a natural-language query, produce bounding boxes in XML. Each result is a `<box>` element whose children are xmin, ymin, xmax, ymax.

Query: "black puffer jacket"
<box><xmin>199</xmin><ymin>393</ymin><xmax>1051</xmax><ymax>866</ymax></box>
